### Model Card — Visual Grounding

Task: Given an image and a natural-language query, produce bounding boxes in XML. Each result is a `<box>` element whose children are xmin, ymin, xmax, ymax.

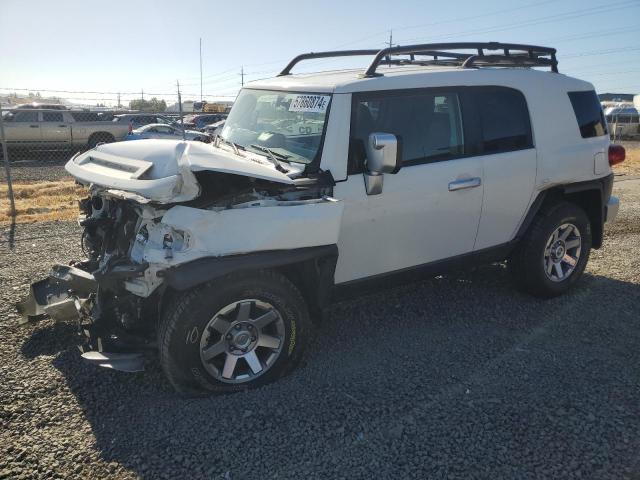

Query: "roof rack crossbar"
<box><xmin>278</xmin><ymin>42</ymin><xmax>558</xmax><ymax>77</ymax></box>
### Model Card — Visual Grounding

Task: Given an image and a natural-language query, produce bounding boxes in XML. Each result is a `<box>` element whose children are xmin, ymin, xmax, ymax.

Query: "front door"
<box><xmin>333</xmin><ymin>89</ymin><xmax>483</xmax><ymax>284</ymax></box>
<box><xmin>3</xmin><ymin>110</ymin><xmax>41</xmax><ymax>145</ymax></box>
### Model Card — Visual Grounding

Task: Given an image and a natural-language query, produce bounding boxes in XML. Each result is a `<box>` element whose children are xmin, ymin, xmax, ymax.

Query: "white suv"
<box><xmin>19</xmin><ymin>43</ymin><xmax>624</xmax><ymax>394</ymax></box>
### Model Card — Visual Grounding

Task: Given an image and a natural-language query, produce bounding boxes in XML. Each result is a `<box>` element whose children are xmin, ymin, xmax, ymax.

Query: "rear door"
<box><xmin>333</xmin><ymin>88</ymin><xmax>484</xmax><ymax>283</ymax></box>
<box><xmin>470</xmin><ymin>87</ymin><xmax>537</xmax><ymax>250</ymax></box>
<box><xmin>40</xmin><ymin>111</ymin><xmax>71</xmax><ymax>144</ymax></box>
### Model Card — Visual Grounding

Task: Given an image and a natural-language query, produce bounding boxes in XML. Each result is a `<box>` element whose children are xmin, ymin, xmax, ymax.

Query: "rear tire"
<box><xmin>508</xmin><ymin>201</ymin><xmax>592</xmax><ymax>298</ymax></box>
<box><xmin>87</xmin><ymin>132</ymin><xmax>115</xmax><ymax>149</ymax></box>
<box><xmin>158</xmin><ymin>269</ymin><xmax>310</xmax><ymax>396</ymax></box>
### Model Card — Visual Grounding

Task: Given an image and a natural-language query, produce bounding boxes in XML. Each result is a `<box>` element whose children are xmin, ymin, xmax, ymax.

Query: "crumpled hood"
<box><xmin>65</xmin><ymin>139</ymin><xmax>295</xmax><ymax>203</ymax></box>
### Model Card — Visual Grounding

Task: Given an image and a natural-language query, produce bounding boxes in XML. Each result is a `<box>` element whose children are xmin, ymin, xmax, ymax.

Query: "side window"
<box><xmin>42</xmin><ymin>112</ymin><xmax>63</xmax><ymax>122</ymax></box>
<box><xmin>13</xmin><ymin>111</ymin><xmax>39</xmax><ymax>122</ymax></box>
<box><xmin>568</xmin><ymin>90</ymin><xmax>607</xmax><ymax>138</ymax></box>
<box><xmin>476</xmin><ymin>88</ymin><xmax>533</xmax><ymax>153</ymax></box>
<box><xmin>349</xmin><ymin>91</ymin><xmax>465</xmax><ymax>172</ymax></box>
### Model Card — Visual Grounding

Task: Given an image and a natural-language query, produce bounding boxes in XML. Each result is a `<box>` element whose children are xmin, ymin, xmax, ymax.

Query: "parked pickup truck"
<box><xmin>2</xmin><ymin>109</ymin><xmax>129</xmax><ymax>149</ymax></box>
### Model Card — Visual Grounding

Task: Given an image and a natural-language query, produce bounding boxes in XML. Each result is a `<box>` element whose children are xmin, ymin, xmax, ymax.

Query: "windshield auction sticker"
<box><xmin>288</xmin><ymin>95</ymin><xmax>330</xmax><ymax>113</ymax></box>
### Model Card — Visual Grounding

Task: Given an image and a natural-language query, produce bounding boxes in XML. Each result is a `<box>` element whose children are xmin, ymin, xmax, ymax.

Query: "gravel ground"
<box><xmin>1</xmin><ymin>180</ymin><xmax>639</xmax><ymax>479</ymax></box>
<box><xmin>0</xmin><ymin>158</ymin><xmax>71</xmax><ymax>183</ymax></box>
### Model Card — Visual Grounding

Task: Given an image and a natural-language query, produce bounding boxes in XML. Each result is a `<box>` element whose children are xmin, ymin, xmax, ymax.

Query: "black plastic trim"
<box><xmin>163</xmin><ymin>245</ymin><xmax>339</xmax><ymax>292</ymax></box>
<box><xmin>332</xmin><ymin>242</ymin><xmax>514</xmax><ymax>302</ymax></box>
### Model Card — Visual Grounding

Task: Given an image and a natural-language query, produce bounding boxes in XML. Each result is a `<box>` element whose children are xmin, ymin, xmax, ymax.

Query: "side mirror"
<box><xmin>364</xmin><ymin>132</ymin><xmax>402</xmax><ymax>195</ymax></box>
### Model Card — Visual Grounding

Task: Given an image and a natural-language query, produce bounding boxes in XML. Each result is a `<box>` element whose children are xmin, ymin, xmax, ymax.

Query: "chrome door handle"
<box><xmin>448</xmin><ymin>177</ymin><xmax>481</xmax><ymax>191</ymax></box>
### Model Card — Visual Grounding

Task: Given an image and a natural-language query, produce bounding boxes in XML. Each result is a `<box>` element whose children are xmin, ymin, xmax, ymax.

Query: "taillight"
<box><xmin>608</xmin><ymin>144</ymin><xmax>625</xmax><ymax>166</ymax></box>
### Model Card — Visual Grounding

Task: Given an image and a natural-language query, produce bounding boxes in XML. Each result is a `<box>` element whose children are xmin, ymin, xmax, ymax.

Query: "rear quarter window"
<box><xmin>475</xmin><ymin>87</ymin><xmax>533</xmax><ymax>154</ymax></box>
<box><xmin>568</xmin><ymin>90</ymin><xmax>607</xmax><ymax>138</ymax></box>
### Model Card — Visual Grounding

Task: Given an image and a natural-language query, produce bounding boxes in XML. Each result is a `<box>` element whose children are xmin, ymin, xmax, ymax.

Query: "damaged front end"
<box><xmin>17</xmin><ymin>139</ymin><xmax>343</xmax><ymax>372</ymax></box>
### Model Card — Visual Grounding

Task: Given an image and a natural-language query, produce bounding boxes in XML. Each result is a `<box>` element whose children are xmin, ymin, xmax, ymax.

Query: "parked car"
<box><xmin>112</xmin><ymin>113</ymin><xmax>178</xmax><ymax>130</ymax></box>
<box><xmin>14</xmin><ymin>102</ymin><xmax>68</xmax><ymax>110</ymax></box>
<box><xmin>193</xmin><ymin>114</ymin><xmax>227</xmax><ymax>130</ymax></box>
<box><xmin>203</xmin><ymin>119</ymin><xmax>225</xmax><ymax>136</ymax></box>
<box><xmin>126</xmin><ymin>123</ymin><xmax>210</xmax><ymax>142</ymax></box>
<box><xmin>2</xmin><ymin>109</ymin><xmax>129</xmax><ymax>149</ymax></box>
<box><xmin>19</xmin><ymin>42</ymin><xmax>623</xmax><ymax>395</ymax></box>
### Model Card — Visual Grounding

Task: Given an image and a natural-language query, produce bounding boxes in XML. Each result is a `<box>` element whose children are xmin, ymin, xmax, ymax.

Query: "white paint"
<box><xmin>66</xmin><ymin>140</ymin><xmax>295</xmax><ymax>203</ymax></box>
<box><xmin>333</xmin><ymin>158</ymin><xmax>483</xmax><ymax>284</ymax></box>
<box><xmin>134</xmin><ymin>198</ymin><xmax>344</xmax><ymax>268</ymax></box>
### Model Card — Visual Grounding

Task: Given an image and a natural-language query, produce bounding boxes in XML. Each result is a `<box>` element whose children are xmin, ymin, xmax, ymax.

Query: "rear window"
<box><xmin>42</xmin><ymin>112</ymin><xmax>63</xmax><ymax>122</ymax></box>
<box><xmin>568</xmin><ymin>91</ymin><xmax>607</xmax><ymax>138</ymax></box>
<box><xmin>476</xmin><ymin>87</ymin><xmax>533</xmax><ymax>154</ymax></box>
<box><xmin>70</xmin><ymin>112</ymin><xmax>101</xmax><ymax>122</ymax></box>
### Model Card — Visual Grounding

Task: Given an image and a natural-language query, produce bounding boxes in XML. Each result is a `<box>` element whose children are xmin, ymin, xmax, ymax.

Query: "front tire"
<box><xmin>158</xmin><ymin>270</ymin><xmax>310</xmax><ymax>396</ymax></box>
<box><xmin>508</xmin><ymin>202</ymin><xmax>592</xmax><ymax>298</ymax></box>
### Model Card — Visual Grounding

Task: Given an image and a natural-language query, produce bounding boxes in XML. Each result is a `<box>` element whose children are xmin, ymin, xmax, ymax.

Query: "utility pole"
<box><xmin>386</xmin><ymin>30</ymin><xmax>394</xmax><ymax>68</ymax></box>
<box><xmin>141</xmin><ymin>88</ymin><xmax>144</xmax><ymax>101</ymax></box>
<box><xmin>199</xmin><ymin>38</ymin><xmax>203</xmax><ymax>102</ymax></box>
<box><xmin>117</xmin><ymin>92</ymin><xmax>121</xmax><ymax>109</ymax></box>
<box><xmin>240</xmin><ymin>66</ymin><xmax>245</xmax><ymax>87</ymax></box>
<box><xmin>177</xmin><ymin>80</ymin><xmax>186</xmax><ymax>140</ymax></box>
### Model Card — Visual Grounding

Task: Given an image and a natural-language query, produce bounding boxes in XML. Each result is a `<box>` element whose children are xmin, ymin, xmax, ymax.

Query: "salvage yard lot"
<box><xmin>0</xmin><ymin>172</ymin><xmax>639</xmax><ymax>478</ymax></box>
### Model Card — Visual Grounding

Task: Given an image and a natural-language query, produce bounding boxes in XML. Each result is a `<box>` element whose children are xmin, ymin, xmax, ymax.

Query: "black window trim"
<box><xmin>347</xmin><ymin>85</ymin><xmax>535</xmax><ymax>174</ymax></box>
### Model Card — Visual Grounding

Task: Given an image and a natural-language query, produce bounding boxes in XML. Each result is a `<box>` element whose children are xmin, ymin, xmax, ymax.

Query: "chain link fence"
<box><xmin>0</xmin><ymin>87</ymin><xmax>234</xmax><ymax>224</ymax></box>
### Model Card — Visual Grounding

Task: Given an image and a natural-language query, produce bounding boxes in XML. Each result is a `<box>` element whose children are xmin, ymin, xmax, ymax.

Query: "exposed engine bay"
<box><xmin>17</xmin><ymin>140</ymin><xmax>343</xmax><ymax>371</ymax></box>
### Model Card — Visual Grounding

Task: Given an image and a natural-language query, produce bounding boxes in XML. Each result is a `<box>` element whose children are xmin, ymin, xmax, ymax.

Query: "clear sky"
<box><xmin>1</xmin><ymin>0</ymin><xmax>639</xmax><ymax>106</ymax></box>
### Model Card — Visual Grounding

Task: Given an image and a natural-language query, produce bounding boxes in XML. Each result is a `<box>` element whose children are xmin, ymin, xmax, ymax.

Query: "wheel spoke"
<box><xmin>553</xmin><ymin>262</ymin><xmax>564</xmax><ymax>279</ymax></box>
<box><xmin>546</xmin><ymin>258</ymin><xmax>554</xmax><ymax>275</ymax></box>
<box><xmin>562</xmin><ymin>254</ymin><xmax>577</xmax><ymax>267</ymax></box>
<box><xmin>552</xmin><ymin>230</ymin><xmax>559</xmax><ymax>243</ymax></box>
<box><xmin>244</xmin><ymin>351</ymin><xmax>263</xmax><ymax>374</ymax></box>
<box><xmin>559</xmin><ymin>224</ymin><xmax>573</xmax><ymax>241</ymax></box>
<box><xmin>257</xmin><ymin>334</ymin><xmax>281</xmax><ymax>350</ymax></box>
<box><xmin>252</xmin><ymin>309</ymin><xmax>278</xmax><ymax>329</ymax></box>
<box><xmin>209</xmin><ymin>317</ymin><xmax>231</xmax><ymax>334</ymax></box>
<box><xmin>236</xmin><ymin>301</ymin><xmax>253</xmax><ymax>322</ymax></box>
<box><xmin>202</xmin><ymin>340</ymin><xmax>227</xmax><ymax>361</ymax></box>
<box><xmin>222</xmin><ymin>354</ymin><xmax>239</xmax><ymax>379</ymax></box>
<box><xmin>565</xmin><ymin>239</ymin><xmax>580</xmax><ymax>250</ymax></box>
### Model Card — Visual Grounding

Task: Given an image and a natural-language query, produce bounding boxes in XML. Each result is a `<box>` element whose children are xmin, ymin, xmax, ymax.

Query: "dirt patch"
<box><xmin>0</xmin><ymin>180</ymin><xmax>85</xmax><ymax>224</ymax></box>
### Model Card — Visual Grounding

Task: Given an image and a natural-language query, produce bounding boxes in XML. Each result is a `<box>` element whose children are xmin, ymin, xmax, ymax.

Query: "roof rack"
<box><xmin>278</xmin><ymin>42</ymin><xmax>558</xmax><ymax>77</ymax></box>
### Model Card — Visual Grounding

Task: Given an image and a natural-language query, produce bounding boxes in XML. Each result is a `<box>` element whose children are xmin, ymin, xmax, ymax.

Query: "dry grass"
<box><xmin>0</xmin><ymin>180</ymin><xmax>85</xmax><ymax>224</ymax></box>
<box><xmin>613</xmin><ymin>143</ymin><xmax>640</xmax><ymax>177</ymax></box>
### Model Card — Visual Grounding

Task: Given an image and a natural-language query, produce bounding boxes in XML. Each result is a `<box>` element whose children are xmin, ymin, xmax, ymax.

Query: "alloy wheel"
<box><xmin>199</xmin><ymin>300</ymin><xmax>285</xmax><ymax>384</ymax></box>
<box><xmin>543</xmin><ymin>223</ymin><xmax>582</xmax><ymax>282</ymax></box>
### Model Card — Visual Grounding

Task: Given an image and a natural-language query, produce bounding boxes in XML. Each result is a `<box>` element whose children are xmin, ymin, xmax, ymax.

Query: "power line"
<box><xmin>394</xmin><ymin>0</ymin><xmax>639</xmax><ymax>44</ymax></box>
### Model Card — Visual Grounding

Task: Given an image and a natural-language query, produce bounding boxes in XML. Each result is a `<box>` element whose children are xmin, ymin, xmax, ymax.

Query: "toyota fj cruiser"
<box><xmin>18</xmin><ymin>43</ymin><xmax>624</xmax><ymax>395</ymax></box>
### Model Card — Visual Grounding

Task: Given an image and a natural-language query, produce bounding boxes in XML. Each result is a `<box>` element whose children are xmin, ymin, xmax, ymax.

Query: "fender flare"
<box><xmin>161</xmin><ymin>244</ymin><xmax>338</xmax><ymax>293</ymax></box>
<box><xmin>514</xmin><ymin>174</ymin><xmax>613</xmax><ymax>248</ymax></box>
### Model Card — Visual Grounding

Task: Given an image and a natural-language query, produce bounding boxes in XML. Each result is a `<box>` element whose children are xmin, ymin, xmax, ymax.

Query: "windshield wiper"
<box><xmin>216</xmin><ymin>136</ymin><xmax>244</xmax><ymax>155</ymax></box>
<box><xmin>248</xmin><ymin>144</ymin><xmax>290</xmax><ymax>172</ymax></box>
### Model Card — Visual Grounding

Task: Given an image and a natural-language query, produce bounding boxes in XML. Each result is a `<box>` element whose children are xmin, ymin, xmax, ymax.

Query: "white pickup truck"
<box><xmin>2</xmin><ymin>109</ymin><xmax>129</xmax><ymax>149</ymax></box>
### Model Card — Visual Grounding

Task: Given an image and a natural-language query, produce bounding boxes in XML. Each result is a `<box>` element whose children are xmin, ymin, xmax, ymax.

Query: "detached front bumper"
<box><xmin>16</xmin><ymin>264</ymin><xmax>97</xmax><ymax>324</ymax></box>
<box><xmin>16</xmin><ymin>263</ymin><xmax>146</xmax><ymax>372</ymax></box>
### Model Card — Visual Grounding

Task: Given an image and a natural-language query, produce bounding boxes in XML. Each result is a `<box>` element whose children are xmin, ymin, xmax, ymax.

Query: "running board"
<box><xmin>81</xmin><ymin>351</ymin><xmax>145</xmax><ymax>373</ymax></box>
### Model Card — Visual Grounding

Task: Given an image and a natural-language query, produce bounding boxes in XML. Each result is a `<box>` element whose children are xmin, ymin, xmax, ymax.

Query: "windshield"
<box><xmin>220</xmin><ymin>89</ymin><xmax>332</xmax><ymax>164</ymax></box>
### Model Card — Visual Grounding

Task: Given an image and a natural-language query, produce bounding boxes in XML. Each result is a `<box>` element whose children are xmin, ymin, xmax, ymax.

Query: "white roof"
<box><xmin>246</xmin><ymin>65</ymin><xmax>592</xmax><ymax>94</ymax></box>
